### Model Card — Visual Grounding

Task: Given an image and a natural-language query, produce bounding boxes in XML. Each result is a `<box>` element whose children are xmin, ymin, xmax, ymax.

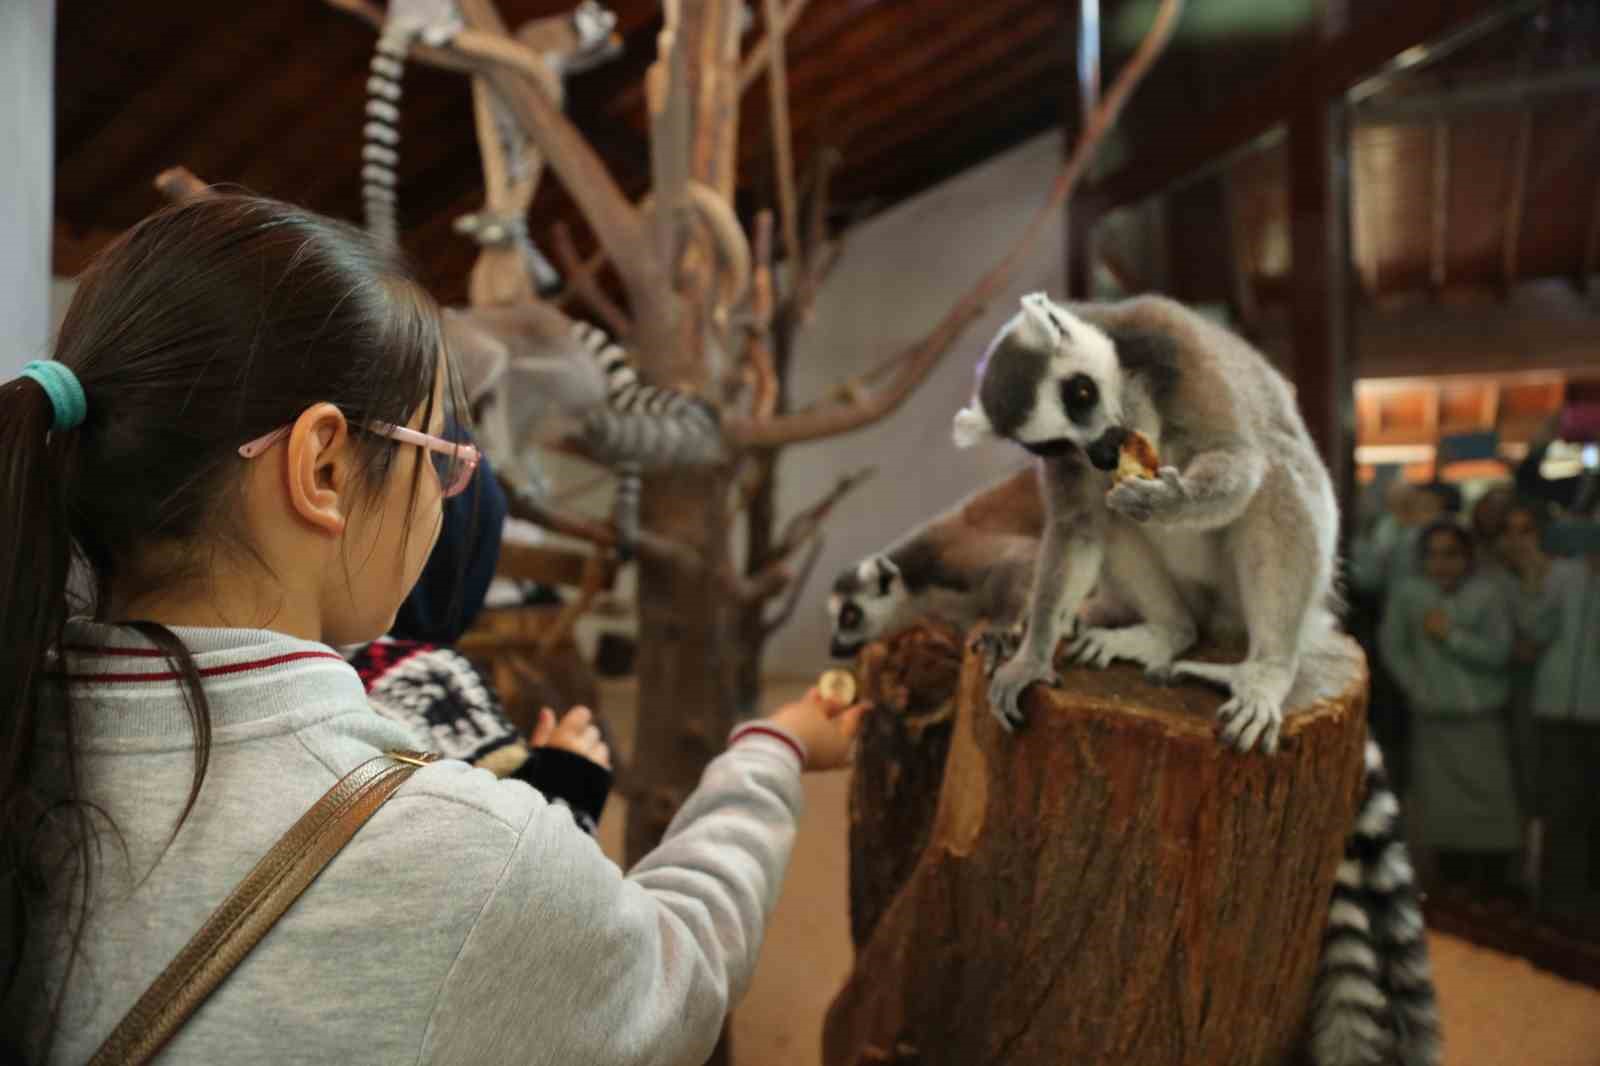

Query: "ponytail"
<box><xmin>0</xmin><ymin>371</ymin><xmax>80</xmax><ymax>1024</ymax></box>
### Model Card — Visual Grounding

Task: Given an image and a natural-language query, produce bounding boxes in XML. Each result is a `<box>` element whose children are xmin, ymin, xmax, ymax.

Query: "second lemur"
<box><xmin>954</xmin><ymin>292</ymin><xmax>1340</xmax><ymax>753</ymax></box>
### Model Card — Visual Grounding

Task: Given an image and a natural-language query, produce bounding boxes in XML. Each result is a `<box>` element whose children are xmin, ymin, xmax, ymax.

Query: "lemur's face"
<box><xmin>952</xmin><ymin>293</ymin><xmax>1128</xmax><ymax>470</ymax></box>
<box><xmin>826</xmin><ymin>555</ymin><xmax>906</xmax><ymax>658</ymax></box>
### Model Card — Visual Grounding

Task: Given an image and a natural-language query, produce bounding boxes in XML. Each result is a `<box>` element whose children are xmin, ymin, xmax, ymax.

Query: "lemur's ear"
<box><xmin>874</xmin><ymin>556</ymin><xmax>900</xmax><ymax>595</ymax></box>
<box><xmin>952</xmin><ymin>404</ymin><xmax>994</xmax><ymax>449</ymax></box>
<box><xmin>1017</xmin><ymin>292</ymin><xmax>1066</xmax><ymax>350</ymax></box>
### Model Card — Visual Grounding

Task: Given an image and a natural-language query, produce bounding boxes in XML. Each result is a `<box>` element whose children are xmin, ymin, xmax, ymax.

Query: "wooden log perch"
<box><xmin>825</xmin><ymin>625</ymin><xmax>1369</xmax><ymax>1066</ymax></box>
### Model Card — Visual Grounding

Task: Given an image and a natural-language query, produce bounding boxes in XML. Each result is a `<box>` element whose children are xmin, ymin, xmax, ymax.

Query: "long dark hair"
<box><xmin>0</xmin><ymin>195</ymin><xmax>449</xmax><ymax>1051</ymax></box>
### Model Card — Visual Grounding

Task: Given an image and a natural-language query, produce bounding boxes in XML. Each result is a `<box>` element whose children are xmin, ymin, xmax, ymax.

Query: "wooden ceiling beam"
<box><xmin>735</xmin><ymin>0</ymin><xmax>1046</xmax><ymax>173</ymax></box>
<box><xmin>1429</xmin><ymin>119</ymin><xmax>1449</xmax><ymax>295</ymax></box>
<box><xmin>1584</xmin><ymin>174</ymin><xmax>1600</xmax><ymax>299</ymax></box>
<box><xmin>1089</xmin><ymin>0</ymin><xmax>1535</xmax><ymax>212</ymax></box>
<box><xmin>830</xmin><ymin>56</ymin><xmax>1061</xmax><ymax>210</ymax></box>
<box><xmin>1351</xmin><ymin>65</ymin><xmax>1600</xmax><ymax>124</ymax></box>
<box><xmin>1502</xmin><ymin>108</ymin><xmax>1532</xmax><ymax>296</ymax></box>
<box><xmin>56</xmin><ymin>7</ymin><xmax>312</xmax><ymax>223</ymax></box>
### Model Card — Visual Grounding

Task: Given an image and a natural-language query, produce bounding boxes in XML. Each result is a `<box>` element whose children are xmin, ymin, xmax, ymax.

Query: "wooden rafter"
<box><xmin>1430</xmin><ymin>120</ymin><xmax>1450</xmax><ymax>295</ymax></box>
<box><xmin>1584</xmin><ymin>174</ymin><xmax>1600</xmax><ymax>298</ymax></box>
<box><xmin>1091</xmin><ymin>0</ymin><xmax>1534</xmax><ymax>211</ymax></box>
<box><xmin>1503</xmin><ymin>109</ymin><xmax>1533</xmax><ymax>294</ymax></box>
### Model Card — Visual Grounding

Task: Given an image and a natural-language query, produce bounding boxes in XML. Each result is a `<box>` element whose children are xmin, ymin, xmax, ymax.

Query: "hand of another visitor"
<box><xmin>1422</xmin><ymin>608</ymin><xmax>1450</xmax><ymax>641</ymax></box>
<box><xmin>532</xmin><ymin>705</ymin><xmax>612</xmax><ymax>770</ymax></box>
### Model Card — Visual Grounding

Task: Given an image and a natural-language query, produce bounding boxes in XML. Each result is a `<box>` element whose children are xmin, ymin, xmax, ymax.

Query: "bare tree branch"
<box><xmin>498</xmin><ymin>473</ymin><xmax>704</xmax><ymax>575</ymax></box>
<box><xmin>744</xmin><ymin>210</ymin><xmax>780</xmax><ymax>419</ymax></box>
<box><xmin>739</xmin><ymin>0</ymin><xmax>813</xmax><ymax>93</ymax></box>
<box><xmin>647</xmin><ymin>3</ymin><xmax>693</xmax><ymax>276</ymax></box>
<box><xmin>550</xmin><ymin>221</ymin><xmax>633</xmax><ymax>338</ymax></box>
<box><xmin>761</xmin><ymin>533</ymin><xmax>824</xmax><ymax>637</ymax></box>
<box><xmin>790</xmin><ymin>144</ymin><xmax>842</xmax><ymax>324</ymax></box>
<box><xmin>760</xmin><ymin>0</ymin><xmax>802</xmax><ymax>269</ymax></box>
<box><xmin>722</xmin><ymin>0</ymin><xmax>1185</xmax><ymax>448</ymax></box>
<box><xmin>770</xmin><ymin>465</ymin><xmax>876</xmax><ymax>562</ymax></box>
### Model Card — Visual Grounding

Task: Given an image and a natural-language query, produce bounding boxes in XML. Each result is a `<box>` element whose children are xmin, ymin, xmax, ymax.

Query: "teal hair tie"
<box><xmin>20</xmin><ymin>360</ymin><xmax>88</xmax><ymax>432</ymax></box>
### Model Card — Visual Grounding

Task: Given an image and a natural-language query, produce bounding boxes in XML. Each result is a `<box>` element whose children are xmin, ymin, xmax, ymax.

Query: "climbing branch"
<box><xmin>739</xmin><ymin>0</ymin><xmax>813</xmax><ymax>93</ymax></box>
<box><xmin>761</xmin><ymin>0</ymin><xmax>802</xmax><ymax>268</ymax></box>
<box><xmin>722</xmin><ymin>0</ymin><xmax>1184</xmax><ymax>448</ymax></box>
<box><xmin>761</xmin><ymin>533</ymin><xmax>824</xmax><ymax>637</ymax></box>
<box><xmin>550</xmin><ymin>221</ymin><xmax>633</xmax><ymax>338</ymax></box>
<box><xmin>768</xmin><ymin>465</ymin><xmax>876</xmax><ymax>564</ymax></box>
<box><xmin>743</xmin><ymin>210</ymin><xmax>780</xmax><ymax>419</ymax></box>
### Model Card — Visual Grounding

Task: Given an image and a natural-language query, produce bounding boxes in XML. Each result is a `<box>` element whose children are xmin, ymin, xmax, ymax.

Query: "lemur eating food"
<box><xmin>827</xmin><ymin>493</ymin><xmax>1438</xmax><ymax>1066</ymax></box>
<box><xmin>953</xmin><ymin>292</ymin><xmax>1342</xmax><ymax>754</ymax></box>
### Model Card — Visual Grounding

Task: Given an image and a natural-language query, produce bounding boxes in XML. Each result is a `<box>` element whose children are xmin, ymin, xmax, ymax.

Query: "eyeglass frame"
<box><xmin>237</xmin><ymin>420</ymin><xmax>480</xmax><ymax>499</ymax></box>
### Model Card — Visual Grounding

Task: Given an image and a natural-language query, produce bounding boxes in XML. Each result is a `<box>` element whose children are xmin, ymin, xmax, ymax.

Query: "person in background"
<box><xmin>1510</xmin><ymin>516</ymin><xmax>1600</xmax><ymax>934</ymax></box>
<box><xmin>349</xmin><ymin>439</ymin><xmax>615</xmax><ymax>835</ymax></box>
<box><xmin>1349</xmin><ymin>479</ymin><xmax>1453</xmax><ymax>793</ymax></box>
<box><xmin>1380</xmin><ymin>519</ymin><xmax>1521</xmax><ymax>899</ymax></box>
<box><xmin>1469</xmin><ymin>483</ymin><xmax>1518</xmax><ymax>591</ymax></box>
<box><xmin>1494</xmin><ymin>499</ymin><xmax>1553</xmax><ymax>848</ymax></box>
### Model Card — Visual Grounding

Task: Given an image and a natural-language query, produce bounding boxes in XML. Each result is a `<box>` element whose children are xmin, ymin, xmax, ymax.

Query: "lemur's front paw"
<box><xmin>973</xmin><ymin>625</ymin><xmax>1026</xmax><ymax>678</ymax></box>
<box><xmin>1067</xmin><ymin>624</ymin><xmax>1179</xmax><ymax>679</ymax></box>
<box><xmin>1216</xmin><ymin>692</ymin><xmax>1283</xmax><ymax>754</ymax></box>
<box><xmin>1105</xmin><ymin>465</ymin><xmax>1187</xmax><ymax>523</ymax></box>
<box><xmin>986</xmin><ymin>653</ymin><xmax>1057</xmax><ymax>733</ymax></box>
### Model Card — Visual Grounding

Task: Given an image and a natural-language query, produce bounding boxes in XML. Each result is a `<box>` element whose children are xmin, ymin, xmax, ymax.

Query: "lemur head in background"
<box><xmin>826</xmin><ymin>555</ymin><xmax>907</xmax><ymax>659</ymax></box>
<box><xmin>952</xmin><ymin>292</ymin><xmax>1134</xmax><ymax>472</ymax></box>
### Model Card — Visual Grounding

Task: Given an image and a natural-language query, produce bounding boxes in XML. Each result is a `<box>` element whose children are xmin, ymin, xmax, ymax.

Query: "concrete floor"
<box><xmin>592</xmin><ymin>678</ymin><xmax>1600</xmax><ymax>1066</ymax></box>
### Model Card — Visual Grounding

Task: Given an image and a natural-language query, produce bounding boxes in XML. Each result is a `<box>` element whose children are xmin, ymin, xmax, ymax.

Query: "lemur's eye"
<box><xmin>1062</xmin><ymin>374</ymin><xmax>1098</xmax><ymax>416</ymax></box>
<box><xmin>840</xmin><ymin>604</ymin><xmax>863</xmax><ymax>628</ymax></box>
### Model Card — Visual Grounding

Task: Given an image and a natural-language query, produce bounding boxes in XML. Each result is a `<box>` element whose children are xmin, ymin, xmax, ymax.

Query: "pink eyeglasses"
<box><xmin>238</xmin><ymin>421</ymin><xmax>481</xmax><ymax>499</ymax></box>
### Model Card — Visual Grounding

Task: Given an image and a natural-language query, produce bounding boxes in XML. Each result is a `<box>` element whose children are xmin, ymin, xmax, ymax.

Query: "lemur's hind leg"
<box><xmin>1173</xmin><ymin>467</ymin><xmax>1327</xmax><ymax>753</ymax></box>
<box><xmin>1069</xmin><ymin>526</ymin><xmax>1197</xmax><ymax>683</ymax></box>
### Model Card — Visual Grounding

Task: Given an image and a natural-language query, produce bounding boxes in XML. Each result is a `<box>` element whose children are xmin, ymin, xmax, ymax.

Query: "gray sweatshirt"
<box><xmin>9</xmin><ymin>621</ymin><xmax>805</xmax><ymax>1065</ymax></box>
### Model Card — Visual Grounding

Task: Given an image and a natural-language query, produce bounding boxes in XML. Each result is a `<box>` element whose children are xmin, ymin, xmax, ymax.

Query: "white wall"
<box><xmin>761</xmin><ymin>130</ymin><xmax>1067</xmax><ymax>676</ymax></box>
<box><xmin>1</xmin><ymin>0</ymin><xmax>55</xmax><ymax>379</ymax></box>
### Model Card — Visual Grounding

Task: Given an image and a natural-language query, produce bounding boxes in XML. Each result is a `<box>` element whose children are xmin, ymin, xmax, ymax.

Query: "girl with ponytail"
<box><xmin>0</xmin><ymin>195</ymin><xmax>864</xmax><ymax>1064</ymax></box>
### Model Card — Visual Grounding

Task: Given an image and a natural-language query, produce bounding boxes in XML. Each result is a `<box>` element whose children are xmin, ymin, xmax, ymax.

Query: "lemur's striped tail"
<box><xmin>1310</xmin><ymin>738</ymin><xmax>1441</xmax><ymax>1066</ymax></box>
<box><xmin>362</xmin><ymin>24</ymin><xmax>415</xmax><ymax>248</ymax></box>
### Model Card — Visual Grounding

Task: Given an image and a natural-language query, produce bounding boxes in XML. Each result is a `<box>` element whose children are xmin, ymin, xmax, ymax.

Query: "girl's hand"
<box><xmin>1422</xmin><ymin>608</ymin><xmax>1451</xmax><ymax>641</ymax></box>
<box><xmin>766</xmin><ymin>686</ymin><xmax>871</xmax><ymax>772</ymax></box>
<box><xmin>532</xmin><ymin>705</ymin><xmax>611</xmax><ymax>770</ymax></box>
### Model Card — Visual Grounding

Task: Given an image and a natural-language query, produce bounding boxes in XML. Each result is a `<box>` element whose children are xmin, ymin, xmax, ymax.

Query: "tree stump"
<box><xmin>824</xmin><ymin>625</ymin><xmax>1369</xmax><ymax>1066</ymax></box>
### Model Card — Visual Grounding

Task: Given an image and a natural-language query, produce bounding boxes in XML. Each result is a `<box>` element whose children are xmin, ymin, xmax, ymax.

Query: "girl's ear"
<box><xmin>285</xmin><ymin>403</ymin><xmax>353</xmax><ymax>536</ymax></box>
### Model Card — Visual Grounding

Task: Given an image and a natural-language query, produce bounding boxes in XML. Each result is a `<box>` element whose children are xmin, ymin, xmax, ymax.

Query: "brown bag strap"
<box><xmin>87</xmin><ymin>749</ymin><xmax>440</xmax><ymax>1066</ymax></box>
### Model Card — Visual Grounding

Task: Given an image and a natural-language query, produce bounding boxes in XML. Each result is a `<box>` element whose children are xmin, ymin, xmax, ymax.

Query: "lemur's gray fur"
<box><xmin>824</xmin><ymin>467</ymin><xmax>1135</xmax><ymax>665</ymax></box>
<box><xmin>826</xmin><ymin>506</ymin><xmax>1035</xmax><ymax>660</ymax></box>
<box><xmin>954</xmin><ymin>292</ymin><xmax>1340</xmax><ymax>754</ymax></box>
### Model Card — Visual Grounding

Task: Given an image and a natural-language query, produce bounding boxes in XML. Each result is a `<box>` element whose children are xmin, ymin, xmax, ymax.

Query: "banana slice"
<box><xmin>818</xmin><ymin>668</ymin><xmax>859</xmax><ymax>707</ymax></box>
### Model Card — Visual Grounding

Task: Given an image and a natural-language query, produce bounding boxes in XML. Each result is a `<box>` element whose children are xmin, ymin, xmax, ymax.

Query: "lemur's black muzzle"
<box><xmin>1085</xmin><ymin>427</ymin><xmax>1129</xmax><ymax>471</ymax></box>
<box><xmin>829</xmin><ymin>638</ymin><xmax>862</xmax><ymax>659</ymax></box>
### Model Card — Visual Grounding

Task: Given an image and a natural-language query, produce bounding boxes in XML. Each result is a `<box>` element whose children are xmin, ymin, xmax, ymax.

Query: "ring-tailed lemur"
<box><xmin>825</xmin><ymin>512</ymin><xmax>1438</xmax><ymax>1066</ymax></box>
<box><xmin>824</xmin><ymin>468</ymin><xmax>1130</xmax><ymax>667</ymax></box>
<box><xmin>954</xmin><ymin>293</ymin><xmax>1341</xmax><ymax>754</ymax></box>
<box><xmin>445</xmin><ymin>305</ymin><xmax>724</xmax><ymax>559</ymax></box>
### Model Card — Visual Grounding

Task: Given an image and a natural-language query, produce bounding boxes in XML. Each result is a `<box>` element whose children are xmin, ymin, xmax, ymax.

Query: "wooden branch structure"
<box><xmin>824</xmin><ymin>626</ymin><xmax>1370</xmax><ymax>1066</ymax></box>
<box><xmin>721</xmin><ymin>0</ymin><xmax>1185</xmax><ymax>448</ymax></box>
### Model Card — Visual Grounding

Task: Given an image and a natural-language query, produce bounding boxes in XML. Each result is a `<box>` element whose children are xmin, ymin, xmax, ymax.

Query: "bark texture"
<box><xmin>826</xmin><ymin>626</ymin><xmax>1369</xmax><ymax>1066</ymax></box>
